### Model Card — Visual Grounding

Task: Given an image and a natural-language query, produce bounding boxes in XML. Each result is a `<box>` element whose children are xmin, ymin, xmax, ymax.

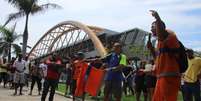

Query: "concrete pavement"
<box><xmin>0</xmin><ymin>86</ymin><xmax>72</xmax><ymax>101</ymax></box>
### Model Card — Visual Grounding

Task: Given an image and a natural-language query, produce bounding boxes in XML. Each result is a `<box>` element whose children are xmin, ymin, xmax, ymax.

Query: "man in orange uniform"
<box><xmin>147</xmin><ymin>10</ymin><xmax>181</xmax><ymax>101</ymax></box>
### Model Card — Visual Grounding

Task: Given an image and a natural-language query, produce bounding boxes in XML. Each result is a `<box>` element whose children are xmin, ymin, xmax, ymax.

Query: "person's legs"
<box><xmin>142</xmin><ymin>86</ymin><xmax>148</xmax><ymax>101</ymax></box>
<box><xmin>41</xmin><ymin>79</ymin><xmax>50</xmax><ymax>101</ymax></box>
<box><xmin>29</xmin><ymin>76</ymin><xmax>36</xmax><ymax>95</ymax></box>
<box><xmin>3</xmin><ymin>72</ymin><xmax>8</xmax><ymax>88</ymax></box>
<box><xmin>123</xmin><ymin>81</ymin><xmax>128</xmax><ymax>96</ymax></box>
<box><xmin>25</xmin><ymin>73</ymin><xmax>29</xmax><ymax>87</ymax></box>
<box><xmin>49</xmin><ymin>79</ymin><xmax>58</xmax><ymax>101</ymax></box>
<box><xmin>113</xmin><ymin>81</ymin><xmax>123</xmax><ymax>101</ymax></box>
<box><xmin>128</xmin><ymin>78</ymin><xmax>134</xmax><ymax>95</ymax></box>
<box><xmin>183</xmin><ymin>83</ymin><xmax>193</xmax><ymax>101</ymax></box>
<box><xmin>135</xmin><ymin>84</ymin><xmax>142</xmax><ymax>101</ymax></box>
<box><xmin>36</xmin><ymin>77</ymin><xmax>42</xmax><ymax>95</ymax></box>
<box><xmin>71</xmin><ymin>79</ymin><xmax>77</xmax><ymax>101</ymax></box>
<box><xmin>19</xmin><ymin>83</ymin><xmax>24</xmax><ymax>95</ymax></box>
<box><xmin>191</xmin><ymin>82</ymin><xmax>201</xmax><ymax>101</ymax></box>
<box><xmin>104</xmin><ymin>81</ymin><xmax>112</xmax><ymax>101</ymax></box>
<box><xmin>13</xmin><ymin>73</ymin><xmax>19</xmax><ymax>95</ymax></box>
<box><xmin>13</xmin><ymin>83</ymin><xmax>19</xmax><ymax>95</ymax></box>
<box><xmin>0</xmin><ymin>73</ymin><xmax>3</xmax><ymax>84</ymax></box>
<box><xmin>19</xmin><ymin>73</ymin><xmax>25</xmax><ymax>95</ymax></box>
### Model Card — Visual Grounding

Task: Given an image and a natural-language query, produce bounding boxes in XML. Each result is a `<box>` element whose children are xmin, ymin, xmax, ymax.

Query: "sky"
<box><xmin>0</xmin><ymin>0</ymin><xmax>201</xmax><ymax>51</ymax></box>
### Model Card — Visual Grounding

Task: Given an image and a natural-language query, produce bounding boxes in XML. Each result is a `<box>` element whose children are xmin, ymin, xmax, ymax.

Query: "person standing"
<box><xmin>64</xmin><ymin>61</ymin><xmax>72</xmax><ymax>96</ymax></box>
<box><xmin>0</xmin><ymin>58</ymin><xmax>8</xmax><ymax>88</ymax></box>
<box><xmin>183</xmin><ymin>49</ymin><xmax>201</xmax><ymax>101</ymax></box>
<box><xmin>147</xmin><ymin>10</ymin><xmax>181</xmax><ymax>101</ymax></box>
<box><xmin>13</xmin><ymin>54</ymin><xmax>26</xmax><ymax>95</ymax></box>
<box><xmin>144</xmin><ymin>60</ymin><xmax>156</xmax><ymax>101</ymax></box>
<box><xmin>8</xmin><ymin>57</ymin><xmax>16</xmax><ymax>89</ymax></box>
<box><xmin>103</xmin><ymin>42</ymin><xmax>127</xmax><ymax>101</ymax></box>
<box><xmin>41</xmin><ymin>53</ymin><xmax>64</xmax><ymax>101</ymax></box>
<box><xmin>39</xmin><ymin>60</ymin><xmax>47</xmax><ymax>89</ymax></box>
<box><xmin>29</xmin><ymin>61</ymin><xmax>43</xmax><ymax>95</ymax></box>
<box><xmin>135</xmin><ymin>61</ymin><xmax>147</xmax><ymax>101</ymax></box>
<box><xmin>72</xmin><ymin>52</ymin><xmax>86</xmax><ymax>101</ymax></box>
<box><xmin>24</xmin><ymin>56</ymin><xmax>30</xmax><ymax>88</ymax></box>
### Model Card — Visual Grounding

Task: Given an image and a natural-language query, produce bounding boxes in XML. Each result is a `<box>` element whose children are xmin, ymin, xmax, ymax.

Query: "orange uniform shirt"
<box><xmin>155</xmin><ymin>30</ymin><xmax>180</xmax><ymax>75</ymax></box>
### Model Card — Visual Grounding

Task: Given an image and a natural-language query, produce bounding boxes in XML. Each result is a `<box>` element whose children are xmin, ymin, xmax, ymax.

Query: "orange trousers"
<box><xmin>152</xmin><ymin>77</ymin><xmax>180</xmax><ymax>101</ymax></box>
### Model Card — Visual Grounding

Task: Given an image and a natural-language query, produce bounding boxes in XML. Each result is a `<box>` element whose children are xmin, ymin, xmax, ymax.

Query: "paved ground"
<box><xmin>0</xmin><ymin>86</ymin><xmax>72</xmax><ymax>101</ymax></box>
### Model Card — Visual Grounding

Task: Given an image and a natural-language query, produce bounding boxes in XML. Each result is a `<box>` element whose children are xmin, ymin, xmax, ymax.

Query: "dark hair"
<box><xmin>152</xmin><ymin>20</ymin><xmax>166</xmax><ymax>30</ymax></box>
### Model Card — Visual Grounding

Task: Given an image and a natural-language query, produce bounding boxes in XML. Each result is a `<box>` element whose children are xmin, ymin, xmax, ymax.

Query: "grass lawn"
<box><xmin>57</xmin><ymin>83</ymin><xmax>183</xmax><ymax>101</ymax></box>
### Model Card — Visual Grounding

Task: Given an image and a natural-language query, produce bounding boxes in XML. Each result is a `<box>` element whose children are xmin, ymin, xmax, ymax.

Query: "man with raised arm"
<box><xmin>147</xmin><ymin>10</ymin><xmax>181</xmax><ymax>101</ymax></box>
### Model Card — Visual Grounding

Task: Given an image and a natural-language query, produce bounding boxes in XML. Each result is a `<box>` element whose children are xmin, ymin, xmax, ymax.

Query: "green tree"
<box><xmin>4</xmin><ymin>0</ymin><xmax>61</xmax><ymax>57</ymax></box>
<box><xmin>0</xmin><ymin>24</ymin><xmax>22</xmax><ymax>62</ymax></box>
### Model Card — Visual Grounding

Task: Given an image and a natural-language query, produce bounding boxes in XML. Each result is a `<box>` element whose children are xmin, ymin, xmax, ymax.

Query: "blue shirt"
<box><xmin>104</xmin><ymin>52</ymin><xmax>126</xmax><ymax>81</ymax></box>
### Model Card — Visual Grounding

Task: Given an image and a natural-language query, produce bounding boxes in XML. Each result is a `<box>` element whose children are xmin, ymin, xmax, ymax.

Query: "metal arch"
<box><xmin>28</xmin><ymin>20</ymin><xmax>107</xmax><ymax>59</ymax></box>
<box><xmin>47</xmin><ymin>26</ymin><xmax>103</xmax><ymax>53</ymax></box>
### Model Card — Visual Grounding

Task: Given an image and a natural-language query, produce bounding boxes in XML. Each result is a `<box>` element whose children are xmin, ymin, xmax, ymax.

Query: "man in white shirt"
<box><xmin>13</xmin><ymin>54</ymin><xmax>26</xmax><ymax>95</ymax></box>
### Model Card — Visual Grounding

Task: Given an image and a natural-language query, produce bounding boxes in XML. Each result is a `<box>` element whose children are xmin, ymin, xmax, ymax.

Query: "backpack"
<box><xmin>177</xmin><ymin>41</ymin><xmax>188</xmax><ymax>73</ymax></box>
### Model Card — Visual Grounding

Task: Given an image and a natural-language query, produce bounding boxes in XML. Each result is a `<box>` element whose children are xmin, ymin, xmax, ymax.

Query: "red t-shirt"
<box><xmin>46</xmin><ymin>59</ymin><xmax>62</xmax><ymax>80</ymax></box>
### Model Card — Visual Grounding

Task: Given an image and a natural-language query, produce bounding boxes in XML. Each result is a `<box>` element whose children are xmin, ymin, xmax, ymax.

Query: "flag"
<box><xmin>74</xmin><ymin>62</ymin><xmax>88</xmax><ymax>96</ymax></box>
<box><xmin>85</xmin><ymin>67</ymin><xmax>106</xmax><ymax>96</ymax></box>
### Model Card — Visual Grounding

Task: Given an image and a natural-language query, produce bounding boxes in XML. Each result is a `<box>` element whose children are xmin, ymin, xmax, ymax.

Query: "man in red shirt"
<box><xmin>41</xmin><ymin>53</ymin><xmax>64</xmax><ymax>101</ymax></box>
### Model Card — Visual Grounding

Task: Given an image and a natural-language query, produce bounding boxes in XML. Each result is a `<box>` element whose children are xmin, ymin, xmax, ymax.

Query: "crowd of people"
<box><xmin>0</xmin><ymin>10</ymin><xmax>201</xmax><ymax>101</ymax></box>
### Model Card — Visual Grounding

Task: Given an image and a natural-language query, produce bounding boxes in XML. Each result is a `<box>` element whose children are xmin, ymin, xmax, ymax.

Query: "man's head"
<box><xmin>18</xmin><ymin>53</ymin><xmax>23</xmax><ymax>60</ymax></box>
<box><xmin>113</xmin><ymin>42</ymin><xmax>122</xmax><ymax>54</ymax></box>
<box><xmin>186</xmin><ymin>49</ymin><xmax>194</xmax><ymax>59</ymax></box>
<box><xmin>52</xmin><ymin>53</ymin><xmax>57</xmax><ymax>61</ymax></box>
<box><xmin>151</xmin><ymin>21</ymin><xmax>166</xmax><ymax>37</ymax></box>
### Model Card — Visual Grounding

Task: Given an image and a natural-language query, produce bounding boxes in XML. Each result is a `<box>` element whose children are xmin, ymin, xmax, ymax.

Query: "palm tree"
<box><xmin>4</xmin><ymin>0</ymin><xmax>61</xmax><ymax>57</ymax></box>
<box><xmin>0</xmin><ymin>24</ymin><xmax>22</xmax><ymax>62</ymax></box>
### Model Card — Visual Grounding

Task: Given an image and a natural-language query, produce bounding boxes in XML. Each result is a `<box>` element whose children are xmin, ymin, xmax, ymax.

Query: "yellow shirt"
<box><xmin>0</xmin><ymin>64</ymin><xmax>7</xmax><ymax>73</ymax></box>
<box><xmin>184</xmin><ymin>57</ymin><xmax>201</xmax><ymax>83</ymax></box>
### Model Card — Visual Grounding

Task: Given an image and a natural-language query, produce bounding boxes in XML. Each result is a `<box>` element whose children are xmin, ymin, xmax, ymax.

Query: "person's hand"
<box><xmin>150</xmin><ymin>10</ymin><xmax>160</xmax><ymax>19</ymax></box>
